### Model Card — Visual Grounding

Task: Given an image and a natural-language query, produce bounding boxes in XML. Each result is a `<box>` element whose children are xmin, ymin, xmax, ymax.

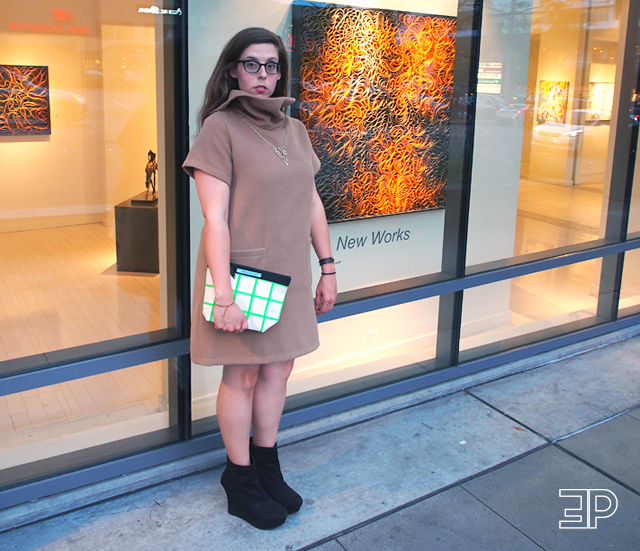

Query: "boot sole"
<box><xmin>227</xmin><ymin>503</ymin><xmax>287</xmax><ymax>530</ymax></box>
<box><xmin>221</xmin><ymin>474</ymin><xmax>288</xmax><ymax>530</ymax></box>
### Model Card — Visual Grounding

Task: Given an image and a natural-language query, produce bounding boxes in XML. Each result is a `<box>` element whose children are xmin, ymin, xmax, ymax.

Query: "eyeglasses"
<box><xmin>237</xmin><ymin>59</ymin><xmax>281</xmax><ymax>75</ymax></box>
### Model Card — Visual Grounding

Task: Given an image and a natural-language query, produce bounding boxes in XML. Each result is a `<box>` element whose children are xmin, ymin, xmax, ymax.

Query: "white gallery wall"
<box><xmin>0</xmin><ymin>0</ymin><xmax>160</xmax><ymax>233</ymax></box>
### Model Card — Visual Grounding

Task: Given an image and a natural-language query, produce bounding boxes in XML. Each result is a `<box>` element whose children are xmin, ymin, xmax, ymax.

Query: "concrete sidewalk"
<box><xmin>1</xmin><ymin>336</ymin><xmax>640</xmax><ymax>550</ymax></box>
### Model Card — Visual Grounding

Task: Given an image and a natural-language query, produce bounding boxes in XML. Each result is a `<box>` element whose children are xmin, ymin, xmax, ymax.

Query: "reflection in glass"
<box><xmin>619</xmin><ymin>151</ymin><xmax>640</xmax><ymax>315</ymax></box>
<box><xmin>0</xmin><ymin>362</ymin><xmax>169</xmax><ymax>467</ymax></box>
<box><xmin>460</xmin><ymin>258</ymin><xmax>601</xmax><ymax>355</ymax></box>
<box><xmin>0</xmin><ymin>5</ymin><xmax>168</xmax><ymax>362</ymax></box>
<box><xmin>467</xmin><ymin>0</ymin><xmax>624</xmax><ymax>270</ymax></box>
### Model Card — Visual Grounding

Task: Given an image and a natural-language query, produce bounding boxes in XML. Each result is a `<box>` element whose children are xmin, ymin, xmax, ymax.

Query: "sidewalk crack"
<box><xmin>459</xmin><ymin>486</ymin><xmax>546</xmax><ymax>550</ymax></box>
<box><xmin>553</xmin><ymin>444</ymin><xmax>640</xmax><ymax>499</ymax></box>
<box><xmin>462</xmin><ymin>389</ymin><xmax>551</xmax><ymax>443</ymax></box>
<box><xmin>295</xmin><ymin>443</ymin><xmax>550</xmax><ymax>551</ymax></box>
<box><xmin>551</xmin><ymin>405</ymin><xmax>640</xmax><ymax>443</ymax></box>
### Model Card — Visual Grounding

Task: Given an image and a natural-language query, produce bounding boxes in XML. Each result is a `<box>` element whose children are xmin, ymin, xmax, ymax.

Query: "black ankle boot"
<box><xmin>220</xmin><ymin>456</ymin><xmax>288</xmax><ymax>530</ymax></box>
<box><xmin>251</xmin><ymin>440</ymin><xmax>303</xmax><ymax>514</ymax></box>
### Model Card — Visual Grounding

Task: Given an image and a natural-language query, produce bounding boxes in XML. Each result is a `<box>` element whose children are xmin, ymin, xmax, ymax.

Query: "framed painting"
<box><xmin>536</xmin><ymin>80</ymin><xmax>569</xmax><ymax>125</ymax></box>
<box><xmin>0</xmin><ymin>65</ymin><xmax>51</xmax><ymax>136</ymax></box>
<box><xmin>587</xmin><ymin>82</ymin><xmax>614</xmax><ymax>121</ymax></box>
<box><xmin>291</xmin><ymin>3</ymin><xmax>456</xmax><ymax>223</ymax></box>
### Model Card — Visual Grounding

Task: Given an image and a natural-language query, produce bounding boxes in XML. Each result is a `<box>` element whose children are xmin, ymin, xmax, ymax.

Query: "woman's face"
<box><xmin>230</xmin><ymin>43</ymin><xmax>281</xmax><ymax>97</ymax></box>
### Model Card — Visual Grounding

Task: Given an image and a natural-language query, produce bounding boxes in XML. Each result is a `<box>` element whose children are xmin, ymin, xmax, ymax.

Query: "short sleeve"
<box><xmin>311</xmin><ymin>148</ymin><xmax>321</xmax><ymax>175</ymax></box>
<box><xmin>182</xmin><ymin>114</ymin><xmax>233</xmax><ymax>185</ymax></box>
<box><xmin>291</xmin><ymin>118</ymin><xmax>321</xmax><ymax>175</ymax></box>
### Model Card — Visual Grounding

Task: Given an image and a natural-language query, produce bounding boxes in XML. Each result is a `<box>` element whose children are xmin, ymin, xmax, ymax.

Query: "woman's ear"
<box><xmin>230</xmin><ymin>66</ymin><xmax>237</xmax><ymax>78</ymax></box>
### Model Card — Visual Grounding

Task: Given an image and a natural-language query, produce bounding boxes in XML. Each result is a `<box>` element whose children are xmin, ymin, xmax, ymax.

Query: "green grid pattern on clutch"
<box><xmin>203</xmin><ymin>267</ymin><xmax>288</xmax><ymax>332</ymax></box>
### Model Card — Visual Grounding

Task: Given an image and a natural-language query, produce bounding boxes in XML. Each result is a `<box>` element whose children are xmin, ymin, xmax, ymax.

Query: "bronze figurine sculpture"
<box><xmin>145</xmin><ymin>150</ymin><xmax>158</xmax><ymax>198</ymax></box>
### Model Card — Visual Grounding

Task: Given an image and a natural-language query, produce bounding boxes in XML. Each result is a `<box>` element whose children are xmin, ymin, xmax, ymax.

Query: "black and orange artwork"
<box><xmin>0</xmin><ymin>65</ymin><xmax>51</xmax><ymax>136</ymax></box>
<box><xmin>292</xmin><ymin>3</ymin><xmax>456</xmax><ymax>223</ymax></box>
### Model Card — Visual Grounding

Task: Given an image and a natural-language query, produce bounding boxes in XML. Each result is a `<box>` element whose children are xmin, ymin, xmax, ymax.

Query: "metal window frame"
<box><xmin>435</xmin><ymin>0</ymin><xmax>484</xmax><ymax>369</ymax></box>
<box><xmin>2</xmin><ymin>0</ymin><xmax>640</xmax><ymax>515</ymax></box>
<box><xmin>597</xmin><ymin>0</ymin><xmax>640</xmax><ymax>321</ymax></box>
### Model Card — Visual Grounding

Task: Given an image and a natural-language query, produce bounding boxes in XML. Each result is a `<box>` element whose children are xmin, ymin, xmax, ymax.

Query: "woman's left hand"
<box><xmin>315</xmin><ymin>274</ymin><xmax>337</xmax><ymax>315</ymax></box>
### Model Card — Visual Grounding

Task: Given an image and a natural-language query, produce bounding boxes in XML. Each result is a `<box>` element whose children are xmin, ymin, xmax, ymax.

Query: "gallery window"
<box><xmin>0</xmin><ymin>0</ymin><xmax>190</xmax><ymax>504</ymax></box>
<box><xmin>0</xmin><ymin>3</ymin><xmax>182</xmax><ymax>363</ymax></box>
<box><xmin>468</xmin><ymin>0</ymin><xmax>629</xmax><ymax>268</ymax></box>
<box><xmin>188</xmin><ymin>0</ymin><xmax>639</xmax><ymax>431</ymax></box>
<box><xmin>1</xmin><ymin>0</ymin><xmax>639</xmax><ymax>516</ymax></box>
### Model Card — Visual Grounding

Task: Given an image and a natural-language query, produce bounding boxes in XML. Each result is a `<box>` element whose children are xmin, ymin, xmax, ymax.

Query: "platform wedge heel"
<box><xmin>220</xmin><ymin>456</ymin><xmax>288</xmax><ymax>530</ymax></box>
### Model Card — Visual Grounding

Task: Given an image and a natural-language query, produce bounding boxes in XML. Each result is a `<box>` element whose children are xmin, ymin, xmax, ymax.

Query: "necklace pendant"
<box><xmin>273</xmin><ymin>146</ymin><xmax>289</xmax><ymax>166</ymax></box>
<box><xmin>239</xmin><ymin>115</ymin><xmax>289</xmax><ymax>167</ymax></box>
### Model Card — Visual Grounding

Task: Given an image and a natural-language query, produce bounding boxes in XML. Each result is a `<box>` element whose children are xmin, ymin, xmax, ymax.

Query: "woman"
<box><xmin>183</xmin><ymin>28</ymin><xmax>337</xmax><ymax>530</ymax></box>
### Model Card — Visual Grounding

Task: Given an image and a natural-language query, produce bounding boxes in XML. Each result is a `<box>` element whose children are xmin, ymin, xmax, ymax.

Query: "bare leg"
<box><xmin>217</xmin><ymin>364</ymin><xmax>260</xmax><ymax>466</ymax></box>
<box><xmin>251</xmin><ymin>360</ymin><xmax>295</xmax><ymax>448</ymax></box>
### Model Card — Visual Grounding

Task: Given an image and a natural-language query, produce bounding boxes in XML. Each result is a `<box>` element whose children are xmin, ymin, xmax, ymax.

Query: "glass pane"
<box><xmin>0</xmin><ymin>361</ymin><xmax>170</xmax><ymax>469</ymax></box>
<box><xmin>620</xmin><ymin>249</ymin><xmax>640</xmax><ymax>314</ymax></box>
<box><xmin>459</xmin><ymin>257</ymin><xmax>605</xmax><ymax>359</ymax></box>
<box><xmin>619</xmin><ymin>136</ymin><xmax>640</xmax><ymax>315</ymax></box>
<box><xmin>0</xmin><ymin>2</ymin><xmax>177</xmax><ymax>362</ymax></box>
<box><xmin>192</xmin><ymin>298</ymin><xmax>439</xmax><ymax>431</ymax></box>
<box><xmin>188</xmin><ymin>0</ymin><xmax>457</xmax><ymax>430</ymax></box>
<box><xmin>467</xmin><ymin>0</ymin><xmax>626</xmax><ymax>268</ymax></box>
<box><xmin>188</xmin><ymin>0</ymin><xmax>460</xmax><ymax>297</ymax></box>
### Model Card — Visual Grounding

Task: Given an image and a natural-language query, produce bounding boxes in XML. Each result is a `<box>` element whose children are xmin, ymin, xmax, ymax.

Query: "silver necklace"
<box><xmin>239</xmin><ymin>115</ymin><xmax>288</xmax><ymax>166</ymax></box>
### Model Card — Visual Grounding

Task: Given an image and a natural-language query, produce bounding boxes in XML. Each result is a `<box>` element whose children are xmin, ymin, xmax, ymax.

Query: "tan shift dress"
<box><xmin>183</xmin><ymin>90</ymin><xmax>321</xmax><ymax>365</ymax></box>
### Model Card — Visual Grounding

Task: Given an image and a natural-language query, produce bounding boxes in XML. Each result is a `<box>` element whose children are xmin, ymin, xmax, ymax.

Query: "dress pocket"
<box><xmin>230</xmin><ymin>246</ymin><xmax>268</xmax><ymax>268</ymax></box>
<box><xmin>230</xmin><ymin>246</ymin><xmax>267</xmax><ymax>259</ymax></box>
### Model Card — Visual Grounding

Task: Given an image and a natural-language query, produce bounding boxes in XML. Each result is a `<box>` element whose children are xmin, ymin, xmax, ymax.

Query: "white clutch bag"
<box><xmin>202</xmin><ymin>263</ymin><xmax>291</xmax><ymax>332</ymax></box>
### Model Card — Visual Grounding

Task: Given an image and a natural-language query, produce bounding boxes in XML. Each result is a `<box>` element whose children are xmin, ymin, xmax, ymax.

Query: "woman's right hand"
<box><xmin>213</xmin><ymin>302</ymin><xmax>248</xmax><ymax>333</ymax></box>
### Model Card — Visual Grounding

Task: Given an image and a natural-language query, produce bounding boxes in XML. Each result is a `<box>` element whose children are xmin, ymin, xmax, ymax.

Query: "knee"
<box><xmin>241</xmin><ymin>369</ymin><xmax>260</xmax><ymax>392</ymax></box>
<box><xmin>258</xmin><ymin>361</ymin><xmax>294</xmax><ymax>386</ymax></box>
<box><xmin>224</xmin><ymin>366</ymin><xmax>260</xmax><ymax>395</ymax></box>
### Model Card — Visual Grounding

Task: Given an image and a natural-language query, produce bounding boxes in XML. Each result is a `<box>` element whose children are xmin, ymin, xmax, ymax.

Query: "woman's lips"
<box><xmin>255</xmin><ymin>85</ymin><xmax>267</xmax><ymax>93</ymax></box>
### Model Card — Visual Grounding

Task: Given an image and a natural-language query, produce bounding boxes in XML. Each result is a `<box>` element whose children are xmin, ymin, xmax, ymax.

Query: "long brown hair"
<box><xmin>197</xmin><ymin>28</ymin><xmax>290</xmax><ymax>129</ymax></box>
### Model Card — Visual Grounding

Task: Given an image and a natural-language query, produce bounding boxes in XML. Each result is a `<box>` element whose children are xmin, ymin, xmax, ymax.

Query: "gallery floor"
<box><xmin>511</xmin><ymin>179</ymin><xmax>603</xmax><ymax>322</ymax></box>
<box><xmin>0</xmin><ymin>223</ymin><xmax>165</xmax><ymax>467</ymax></box>
<box><xmin>458</xmin><ymin>179</ymin><xmax>606</xmax><ymax>352</ymax></box>
<box><xmin>0</xmin><ymin>178</ymin><xmax>628</xmax><ymax>466</ymax></box>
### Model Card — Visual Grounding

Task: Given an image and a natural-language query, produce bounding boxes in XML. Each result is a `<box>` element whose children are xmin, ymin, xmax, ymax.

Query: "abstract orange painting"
<box><xmin>292</xmin><ymin>3</ymin><xmax>456</xmax><ymax>222</ymax></box>
<box><xmin>537</xmin><ymin>80</ymin><xmax>569</xmax><ymax>125</ymax></box>
<box><xmin>0</xmin><ymin>65</ymin><xmax>51</xmax><ymax>136</ymax></box>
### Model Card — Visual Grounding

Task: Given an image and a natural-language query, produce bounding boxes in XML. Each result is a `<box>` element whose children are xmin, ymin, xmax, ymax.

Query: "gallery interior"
<box><xmin>1</xmin><ymin>0</ymin><xmax>639</xmax><ymax>515</ymax></box>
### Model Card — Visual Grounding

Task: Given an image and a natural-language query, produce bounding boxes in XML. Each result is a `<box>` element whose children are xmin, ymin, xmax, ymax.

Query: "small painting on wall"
<box><xmin>0</xmin><ymin>65</ymin><xmax>51</xmax><ymax>136</ymax></box>
<box><xmin>292</xmin><ymin>2</ymin><xmax>456</xmax><ymax>223</ymax></box>
<box><xmin>587</xmin><ymin>82</ymin><xmax>614</xmax><ymax>121</ymax></box>
<box><xmin>537</xmin><ymin>80</ymin><xmax>569</xmax><ymax>125</ymax></box>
